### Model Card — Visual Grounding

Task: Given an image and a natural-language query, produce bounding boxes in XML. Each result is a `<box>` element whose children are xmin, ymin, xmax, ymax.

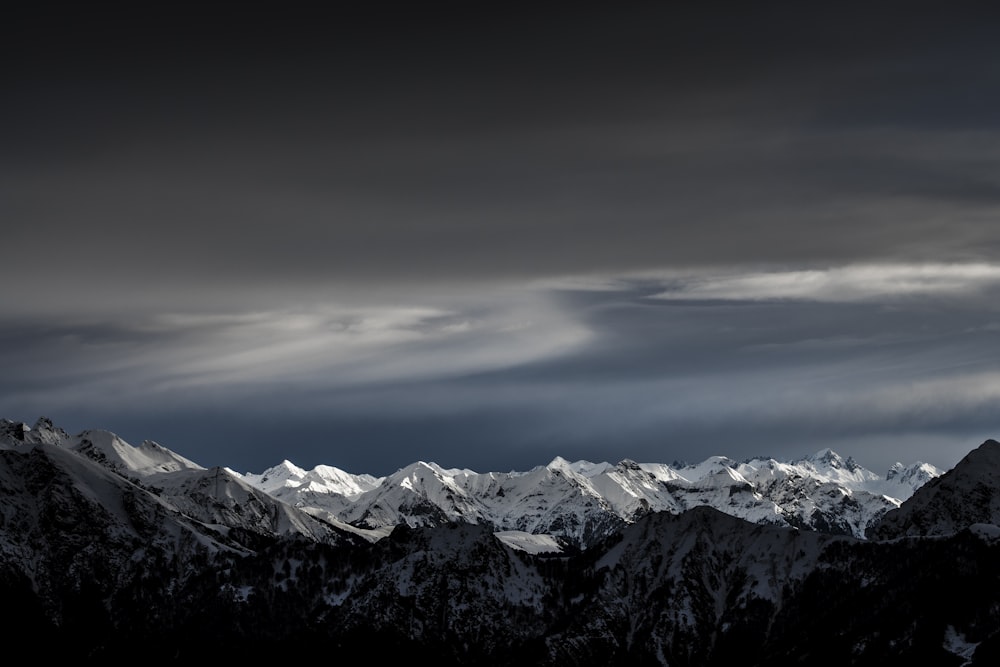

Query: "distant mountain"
<box><xmin>234</xmin><ymin>445</ymin><xmax>941</xmax><ymax>547</ymax></box>
<box><xmin>0</xmin><ymin>417</ymin><xmax>362</xmax><ymax>550</ymax></box>
<box><xmin>2</xmin><ymin>417</ymin><xmax>997</xmax><ymax>664</ymax></box>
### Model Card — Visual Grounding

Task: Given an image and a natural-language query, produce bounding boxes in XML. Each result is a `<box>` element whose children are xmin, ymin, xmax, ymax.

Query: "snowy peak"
<box><xmin>0</xmin><ymin>417</ymin><xmax>949</xmax><ymax>547</ymax></box>
<box><xmin>309</xmin><ymin>464</ymin><xmax>382</xmax><ymax>495</ymax></box>
<box><xmin>240</xmin><ymin>459</ymin><xmax>382</xmax><ymax>499</ymax></box>
<box><xmin>0</xmin><ymin>418</ymin><xmax>358</xmax><ymax>548</ymax></box>
<box><xmin>0</xmin><ymin>418</ymin><xmax>30</xmax><ymax>445</ymax></box>
<box><xmin>637</xmin><ymin>461</ymin><xmax>684</xmax><ymax>483</ymax></box>
<box><xmin>0</xmin><ymin>418</ymin><xmax>204</xmax><ymax>478</ymax></box>
<box><xmin>673</xmin><ymin>455</ymin><xmax>737</xmax><ymax>483</ymax></box>
<box><xmin>790</xmin><ymin>448</ymin><xmax>880</xmax><ymax>488</ymax></box>
<box><xmin>241</xmin><ymin>459</ymin><xmax>308</xmax><ymax>494</ymax></box>
<box><xmin>335</xmin><ymin>460</ymin><xmax>484</xmax><ymax>531</ymax></box>
<box><xmin>387</xmin><ymin>460</ymin><xmax>470</xmax><ymax>495</ymax></box>
<box><xmin>801</xmin><ymin>447</ymin><xmax>855</xmax><ymax>472</ymax></box>
<box><xmin>880</xmin><ymin>461</ymin><xmax>941</xmax><ymax>495</ymax></box>
<box><xmin>0</xmin><ymin>416</ymin><xmax>69</xmax><ymax>446</ymax></box>
<box><xmin>804</xmin><ymin>447</ymin><xmax>851</xmax><ymax>468</ymax></box>
<box><xmin>544</xmin><ymin>456</ymin><xmax>613</xmax><ymax>478</ymax></box>
<box><xmin>241</xmin><ymin>445</ymin><xmax>943</xmax><ymax>544</ymax></box>
<box><xmin>274</xmin><ymin>458</ymin><xmax>310</xmax><ymax>480</ymax></box>
<box><xmin>72</xmin><ymin>430</ymin><xmax>205</xmax><ymax>478</ymax></box>
<box><xmin>545</xmin><ymin>455</ymin><xmax>575</xmax><ymax>472</ymax></box>
<box><xmin>151</xmin><ymin>465</ymin><xmax>348</xmax><ymax>542</ymax></box>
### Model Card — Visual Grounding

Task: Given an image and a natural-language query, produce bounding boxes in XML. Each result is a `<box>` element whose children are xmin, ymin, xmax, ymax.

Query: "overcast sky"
<box><xmin>3</xmin><ymin>3</ymin><xmax>1000</xmax><ymax>475</ymax></box>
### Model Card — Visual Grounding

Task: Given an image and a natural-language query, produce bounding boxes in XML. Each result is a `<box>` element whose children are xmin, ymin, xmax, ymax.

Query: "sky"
<box><xmin>3</xmin><ymin>3</ymin><xmax>1000</xmax><ymax>476</ymax></box>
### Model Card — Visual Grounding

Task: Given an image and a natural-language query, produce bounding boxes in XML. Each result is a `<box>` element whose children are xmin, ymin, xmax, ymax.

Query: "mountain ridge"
<box><xmin>2</xmin><ymin>417</ymin><xmax>999</xmax><ymax>664</ymax></box>
<box><xmin>237</xmin><ymin>440</ymin><xmax>942</xmax><ymax>544</ymax></box>
<box><xmin>2</xmin><ymin>416</ymin><xmax>943</xmax><ymax>546</ymax></box>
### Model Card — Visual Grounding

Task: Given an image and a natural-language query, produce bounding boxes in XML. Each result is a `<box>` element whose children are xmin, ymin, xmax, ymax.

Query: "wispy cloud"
<box><xmin>0</xmin><ymin>295</ymin><xmax>593</xmax><ymax>406</ymax></box>
<box><xmin>649</xmin><ymin>263</ymin><xmax>1000</xmax><ymax>303</ymax></box>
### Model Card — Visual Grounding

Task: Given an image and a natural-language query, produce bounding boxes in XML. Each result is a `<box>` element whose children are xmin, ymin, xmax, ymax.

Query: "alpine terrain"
<box><xmin>2</xmin><ymin>417</ymin><xmax>998</xmax><ymax>665</ymax></box>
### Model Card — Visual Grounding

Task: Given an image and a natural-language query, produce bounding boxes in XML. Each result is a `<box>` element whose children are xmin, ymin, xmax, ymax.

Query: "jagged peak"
<box><xmin>277</xmin><ymin>458</ymin><xmax>308</xmax><ymax>475</ymax></box>
<box><xmin>388</xmin><ymin>460</ymin><xmax>454</xmax><ymax>486</ymax></box>
<box><xmin>0</xmin><ymin>419</ymin><xmax>29</xmax><ymax>442</ymax></box>
<box><xmin>806</xmin><ymin>447</ymin><xmax>844</xmax><ymax>465</ymax></box>
<box><xmin>33</xmin><ymin>416</ymin><xmax>55</xmax><ymax>431</ymax></box>
<box><xmin>256</xmin><ymin>459</ymin><xmax>308</xmax><ymax>484</ymax></box>
<box><xmin>740</xmin><ymin>454</ymin><xmax>777</xmax><ymax>465</ymax></box>
<box><xmin>674</xmin><ymin>455</ymin><xmax>736</xmax><ymax>474</ymax></box>
<box><xmin>391</xmin><ymin>460</ymin><xmax>476</xmax><ymax>478</ymax></box>
<box><xmin>616</xmin><ymin>458</ymin><xmax>642</xmax><ymax>471</ymax></box>
<box><xmin>546</xmin><ymin>455</ymin><xmax>574</xmax><ymax>470</ymax></box>
<box><xmin>311</xmin><ymin>463</ymin><xmax>351</xmax><ymax>477</ymax></box>
<box><xmin>707</xmin><ymin>455</ymin><xmax>736</xmax><ymax>466</ymax></box>
<box><xmin>543</xmin><ymin>456</ymin><xmax>613</xmax><ymax>478</ymax></box>
<box><xmin>400</xmin><ymin>460</ymin><xmax>438</xmax><ymax>473</ymax></box>
<box><xmin>79</xmin><ymin>428</ymin><xmax>124</xmax><ymax>445</ymax></box>
<box><xmin>886</xmin><ymin>460</ymin><xmax>941</xmax><ymax>483</ymax></box>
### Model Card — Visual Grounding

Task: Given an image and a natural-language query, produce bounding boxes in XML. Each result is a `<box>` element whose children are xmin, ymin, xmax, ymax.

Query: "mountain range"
<box><xmin>235</xmin><ymin>443</ymin><xmax>939</xmax><ymax>547</ymax></box>
<box><xmin>2</xmin><ymin>416</ymin><xmax>998</xmax><ymax>664</ymax></box>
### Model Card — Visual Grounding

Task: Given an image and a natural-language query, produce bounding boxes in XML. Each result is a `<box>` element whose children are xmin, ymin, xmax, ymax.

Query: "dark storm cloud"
<box><xmin>6</xmin><ymin>2</ymin><xmax>1000</xmax><ymax>309</ymax></box>
<box><xmin>4</xmin><ymin>4</ymin><xmax>1000</xmax><ymax>474</ymax></box>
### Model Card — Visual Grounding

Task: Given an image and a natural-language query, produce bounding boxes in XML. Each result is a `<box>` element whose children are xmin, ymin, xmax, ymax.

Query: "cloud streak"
<box><xmin>650</xmin><ymin>263</ymin><xmax>1000</xmax><ymax>303</ymax></box>
<box><xmin>0</xmin><ymin>294</ymin><xmax>591</xmax><ymax>407</ymax></box>
<box><xmin>2</xmin><ymin>262</ymin><xmax>998</xmax><ymax>473</ymax></box>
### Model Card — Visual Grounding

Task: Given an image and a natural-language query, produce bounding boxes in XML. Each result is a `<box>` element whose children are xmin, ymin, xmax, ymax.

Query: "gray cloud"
<box><xmin>6</xmin><ymin>4</ymin><xmax>1000</xmax><ymax>308</ymax></box>
<box><xmin>3</xmin><ymin>4</ymin><xmax>1000</xmax><ymax>474</ymax></box>
<box><xmin>2</xmin><ymin>267</ymin><xmax>998</xmax><ymax>474</ymax></box>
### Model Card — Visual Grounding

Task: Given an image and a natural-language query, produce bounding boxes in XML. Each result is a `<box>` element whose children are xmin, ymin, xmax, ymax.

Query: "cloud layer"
<box><xmin>3</xmin><ymin>4</ymin><xmax>1000</xmax><ymax>474</ymax></box>
<box><xmin>3</xmin><ymin>262</ymin><xmax>998</xmax><ymax>474</ymax></box>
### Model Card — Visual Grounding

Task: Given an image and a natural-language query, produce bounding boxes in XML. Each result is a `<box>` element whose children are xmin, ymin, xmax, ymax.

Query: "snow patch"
<box><xmin>495</xmin><ymin>531</ymin><xmax>564</xmax><ymax>554</ymax></box>
<box><xmin>943</xmin><ymin>625</ymin><xmax>979</xmax><ymax>666</ymax></box>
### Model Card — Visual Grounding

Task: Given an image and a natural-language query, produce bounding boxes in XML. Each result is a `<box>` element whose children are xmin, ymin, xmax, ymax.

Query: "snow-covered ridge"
<box><xmin>1</xmin><ymin>416</ymin><xmax>204</xmax><ymax>478</ymax></box>
<box><xmin>0</xmin><ymin>417</ymin><xmax>944</xmax><ymax>548</ymax></box>
<box><xmin>235</xmin><ymin>439</ymin><xmax>943</xmax><ymax>545</ymax></box>
<box><xmin>0</xmin><ymin>417</ymin><xmax>356</xmax><ymax>546</ymax></box>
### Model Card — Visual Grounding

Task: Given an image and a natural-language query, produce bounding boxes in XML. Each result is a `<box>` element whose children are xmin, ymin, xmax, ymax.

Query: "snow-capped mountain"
<box><xmin>0</xmin><ymin>417</ymin><xmax>359</xmax><ymax>547</ymax></box>
<box><xmin>239</xmin><ymin>458</ymin><xmax>383</xmax><ymax>499</ymax></box>
<box><xmin>0</xmin><ymin>417</ymin><xmax>998</xmax><ymax>664</ymax></box>
<box><xmin>236</xmin><ymin>445</ymin><xmax>941</xmax><ymax>545</ymax></box>
<box><xmin>3</xmin><ymin>416</ymin><xmax>204</xmax><ymax>478</ymax></box>
<box><xmin>0</xmin><ymin>417</ymin><xmax>942</xmax><ymax>548</ymax></box>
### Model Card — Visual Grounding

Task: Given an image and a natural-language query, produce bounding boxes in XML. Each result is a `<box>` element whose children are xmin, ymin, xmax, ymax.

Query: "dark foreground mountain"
<box><xmin>868</xmin><ymin>439</ymin><xmax>1000</xmax><ymax>540</ymax></box>
<box><xmin>1</xmin><ymin>418</ymin><xmax>998</xmax><ymax>664</ymax></box>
